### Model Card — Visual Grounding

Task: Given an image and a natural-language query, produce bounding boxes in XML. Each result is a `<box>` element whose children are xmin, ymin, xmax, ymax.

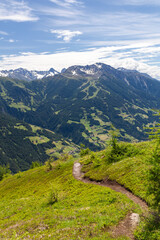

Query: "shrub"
<box><xmin>134</xmin><ymin>212</ymin><xmax>160</xmax><ymax>239</ymax></box>
<box><xmin>59</xmin><ymin>153</ymin><xmax>70</xmax><ymax>162</ymax></box>
<box><xmin>30</xmin><ymin>161</ymin><xmax>42</xmax><ymax>169</ymax></box>
<box><xmin>80</xmin><ymin>144</ymin><xmax>91</xmax><ymax>157</ymax></box>
<box><xmin>47</xmin><ymin>188</ymin><xmax>58</xmax><ymax>205</ymax></box>
<box><xmin>105</xmin><ymin>126</ymin><xmax>139</xmax><ymax>163</ymax></box>
<box><xmin>45</xmin><ymin>158</ymin><xmax>53</xmax><ymax>171</ymax></box>
<box><xmin>107</xmin><ymin>142</ymin><xmax>139</xmax><ymax>163</ymax></box>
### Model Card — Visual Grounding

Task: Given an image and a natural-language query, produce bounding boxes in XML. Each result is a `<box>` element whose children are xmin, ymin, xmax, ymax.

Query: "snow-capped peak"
<box><xmin>64</xmin><ymin>63</ymin><xmax>106</xmax><ymax>77</ymax></box>
<box><xmin>0</xmin><ymin>68</ymin><xmax>59</xmax><ymax>81</ymax></box>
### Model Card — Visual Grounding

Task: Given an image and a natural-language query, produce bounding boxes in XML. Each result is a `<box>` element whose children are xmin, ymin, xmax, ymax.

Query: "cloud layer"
<box><xmin>1</xmin><ymin>41</ymin><xmax>160</xmax><ymax>80</ymax></box>
<box><xmin>0</xmin><ymin>0</ymin><xmax>38</xmax><ymax>22</ymax></box>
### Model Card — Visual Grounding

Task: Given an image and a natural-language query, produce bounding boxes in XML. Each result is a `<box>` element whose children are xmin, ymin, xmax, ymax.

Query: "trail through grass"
<box><xmin>0</xmin><ymin>159</ymin><xmax>139</xmax><ymax>239</ymax></box>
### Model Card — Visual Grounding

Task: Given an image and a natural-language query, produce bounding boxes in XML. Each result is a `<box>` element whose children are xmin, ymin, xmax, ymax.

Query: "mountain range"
<box><xmin>0</xmin><ymin>68</ymin><xmax>59</xmax><ymax>81</ymax></box>
<box><xmin>0</xmin><ymin>62</ymin><xmax>160</xmax><ymax>171</ymax></box>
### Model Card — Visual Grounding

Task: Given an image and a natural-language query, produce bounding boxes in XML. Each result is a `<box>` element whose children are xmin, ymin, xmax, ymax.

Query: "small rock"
<box><xmin>130</xmin><ymin>213</ymin><xmax>140</xmax><ymax>228</ymax></box>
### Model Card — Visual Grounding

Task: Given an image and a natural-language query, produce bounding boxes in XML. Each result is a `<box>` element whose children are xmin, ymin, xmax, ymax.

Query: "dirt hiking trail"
<box><xmin>73</xmin><ymin>162</ymin><xmax>148</xmax><ymax>240</ymax></box>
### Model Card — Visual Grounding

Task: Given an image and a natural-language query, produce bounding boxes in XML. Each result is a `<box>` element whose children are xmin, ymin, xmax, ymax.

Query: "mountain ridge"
<box><xmin>0</xmin><ymin>63</ymin><xmax>158</xmax><ymax>82</ymax></box>
<box><xmin>0</xmin><ymin>68</ymin><xmax>59</xmax><ymax>81</ymax></box>
<box><xmin>0</xmin><ymin>63</ymin><xmax>160</xmax><ymax>151</ymax></box>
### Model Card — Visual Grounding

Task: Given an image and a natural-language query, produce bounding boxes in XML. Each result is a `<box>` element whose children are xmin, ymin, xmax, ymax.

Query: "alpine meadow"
<box><xmin>1</xmin><ymin>0</ymin><xmax>160</xmax><ymax>239</ymax></box>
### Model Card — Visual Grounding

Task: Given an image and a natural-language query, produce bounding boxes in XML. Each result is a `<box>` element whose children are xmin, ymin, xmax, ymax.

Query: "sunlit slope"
<box><xmin>79</xmin><ymin>140</ymin><xmax>160</xmax><ymax>239</ymax></box>
<box><xmin>80</xmin><ymin>140</ymin><xmax>155</xmax><ymax>204</ymax></box>
<box><xmin>0</xmin><ymin>159</ymin><xmax>139</xmax><ymax>240</ymax></box>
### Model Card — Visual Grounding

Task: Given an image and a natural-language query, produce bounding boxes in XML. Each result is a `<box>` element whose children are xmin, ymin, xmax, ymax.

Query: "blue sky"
<box><xmin>1</xmin><ymin>0</ymin><xmax>160</xmax><ymax>79</ymax></box>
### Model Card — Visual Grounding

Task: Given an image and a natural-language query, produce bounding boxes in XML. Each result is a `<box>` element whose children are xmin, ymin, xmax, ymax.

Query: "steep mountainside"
<box><xmin>0</xmin><ymin>63</ymin><xmax>160</xmax><ymax>150</ymax></box>
<box><xmin>0</xmin><ymin>113</ymin><xmax>78</xmax><ymax>172</ymax></box>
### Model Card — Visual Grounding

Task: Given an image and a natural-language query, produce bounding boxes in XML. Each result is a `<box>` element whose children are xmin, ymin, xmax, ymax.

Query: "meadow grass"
<box><xmin>27</xmin><ymin>136</ymin><xmax>50</xmax><ymax>145</ymax></box>
<box><xmin>9</xmin><ymin>102</ymin><xmax>31</xmax><ymax>112</ymax></box>
<box><xmin>0</xmin><ymin>159</ymin><xmax>139</xmax><ymax>239</ymax></box>
<box><xmin>14</xmin><ymin>125</ymin><xmax>28</xmax><ymax>131</ymax></box>
<box><xmin>80</xmin><ymin>140</ymin><xmax>160</xmax><ymax>239</ymax></box>
<box><xmin>80</xmin><ymin>141</ymin><xmax>155</xmax><ymax>204</ymax></box>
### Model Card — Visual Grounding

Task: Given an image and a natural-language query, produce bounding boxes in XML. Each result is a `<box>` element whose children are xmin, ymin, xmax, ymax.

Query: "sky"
<box><xmin>1</xmin><ymin>0</ymin><xmax>160</xmax><ymax>79</ymax></box>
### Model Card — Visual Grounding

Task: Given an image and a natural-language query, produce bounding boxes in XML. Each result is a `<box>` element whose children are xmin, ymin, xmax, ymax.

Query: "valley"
<box><xmin>1</xmin><ymin>0</ymin><xmax>160</xmax><ymax>239</ymax></box>
<box><xmin>0</xmin><ymin>63</ymin><xmax>160</xmax><ymax>161</ymax></box>
<box><xmin>0</xmin><ymin>63</ymin><xmax>160</xmax><ymax>239</ymax></box>
<box><xmin>0</xmin><ymin>113</ymin><xmax>78</xmax><ymax>172</ymax></box>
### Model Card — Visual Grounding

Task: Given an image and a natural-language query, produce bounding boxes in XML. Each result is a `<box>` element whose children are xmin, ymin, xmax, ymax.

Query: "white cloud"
<box><xmin>65</xmin><ymin>0</ymin><xmax>79</xmax><ymax>3</ymax></box>
<box><xmin>46</xmin><ymin>9</ymin><xmax>160</xmax><ymax>48</ymax></box>
<box><xmin>51</xmin><ymin>29</ymin><xmax>82</xmax><ymax>42</ymax></box>
<box><xmin>50</xmin><ymin>0</ymin><xmax>82</xmax><ymax>8</ymax></box>
<box><xmin>1</xmin><ymin>42</ymin><xmax>160</xmax><ymax>80</ymax></box>
<box><xmin>0</xmin><ymin>0</ymin><xmax>38</xmax><ymax>22</ymax></box>
<box><xmin>37</xmin><ymin>0</ymin><xmax>84</xmax><ymax>26</ymax></box>
<box><xmin>39</xmin><ymin>6</ymin><xmax>83</xmax><ymax>19</ymax></box>
<box><xmin>8</xmin><ymin>39</ymin><xmax>15</xmax><ymax>43</ymax></box>
<box><xmin>0</xmin><ymin>31</ymin><xmax>8</xmax><ymax>35</ymax></box>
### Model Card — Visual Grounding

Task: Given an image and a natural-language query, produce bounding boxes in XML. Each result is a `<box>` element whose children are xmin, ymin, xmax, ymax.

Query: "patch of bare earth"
<box><xmin>73</xmin><ymin>162</ymin><xmax>148</xmax><ymax>240</ymax></box>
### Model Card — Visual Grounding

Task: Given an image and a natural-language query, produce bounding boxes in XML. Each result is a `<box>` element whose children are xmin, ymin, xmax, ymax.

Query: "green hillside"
<box><xmin>80</xmin><ymin>140</ymin><xmax>160</xmax><ymax>239</ymax></box>
<box><xmin>0</xmin><ymin>159</ymin><xmax>139</xmax><ymax>240</ymax></box>
<box><xmin>80</xmin><ymin>141</ymin><xmax>152</xmax><ymax>204</ymax></box>
<box><xmin>0</xmin><ymin>64</ymin><xmax>160</xmax><ymax>151</ymax></box>
<box><xmin>0</xmin><ymin>139</ymin><xmax>160</xmax><ymax>239</ymax></box>
<box><xmin>0</xmin><ymin>113</ymin><xmax>78</xmax><ymax>173</ymax></box>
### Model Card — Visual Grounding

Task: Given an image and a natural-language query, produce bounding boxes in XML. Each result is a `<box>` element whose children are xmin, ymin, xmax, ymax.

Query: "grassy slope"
<box><xmin>80</xmin><ymin>141</ymin><xmax>154</xmax><ymax>204</ymax></box>
<box><xmin>0</xmin><ymin>159</ymin><xmax>140</xmax><ymax>240</ymax></box>
<box><xmin>80</xmin><ymin>140</ymin><xmax>160</xmax><ymax>239</ymax></box>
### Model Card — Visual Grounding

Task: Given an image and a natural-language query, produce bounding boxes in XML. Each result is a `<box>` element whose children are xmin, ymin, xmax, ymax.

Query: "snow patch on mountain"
<box><xmin>95</xmin><ymin>63</ymin><xmax>103</xmax><ymax>69</ymax></box>
<box><xmin>64</xmin><ymin>63</ymin><xmax>108</xmax><ymax>77</ymax></box>
<box><xmin>0</xmin><ymin>68</ymin><xmax>59</xmax><ymax>81</ymax></box>
<box><xmin>71</xmin><ymin>70</ymin><xmax>78</xmax><ymax>76</ymax></box>
<box><xmin>0</xmin><ymin>72</ymin><xmax>8</xmax><ymax>77</ymax></box>
<box><xmin>79</xmin><ymin>68</ymin><xmax>95</xmax><ymax>75</ymax></box>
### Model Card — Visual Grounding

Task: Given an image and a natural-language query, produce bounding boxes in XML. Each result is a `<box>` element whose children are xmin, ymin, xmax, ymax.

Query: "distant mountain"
<box><xmin>0</xmin><ymin>68</ymin><xmax>59</xmax><ymax>81</ymax></box>
<box><xmin>0</xmin><ymin>63</ymin><xmax>160</xmax><ymax>152</ymax></box>
<box><xmin>63</xmin><ymin>63</ymin><xmax>111</xmax><ymax>78</ymax></box>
